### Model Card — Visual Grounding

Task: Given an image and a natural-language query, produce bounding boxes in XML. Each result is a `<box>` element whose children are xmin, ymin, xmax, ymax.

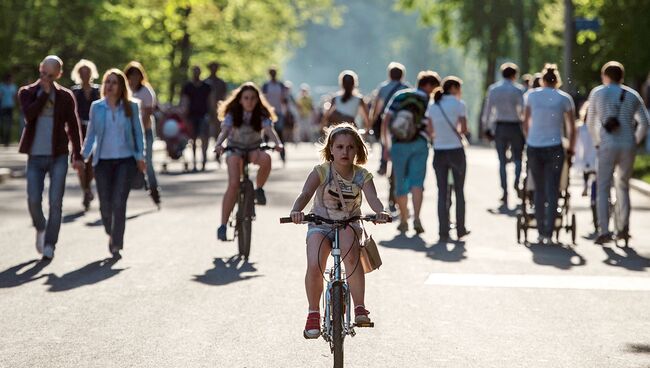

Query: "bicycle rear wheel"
<box><xmin>237</xmin><ymin>180</ymin><xmax>255</xmax><ymax>259</ymax></box>
<box><xmin>331</xmin><ymin>282</ymin><xmax>344</xmax><ymax>368</ymax></box>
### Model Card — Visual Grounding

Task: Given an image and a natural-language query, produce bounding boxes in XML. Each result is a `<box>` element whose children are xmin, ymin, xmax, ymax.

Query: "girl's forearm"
<box><xmin>367</xmin><ymin>198</ymin><xmax>385</xmax><ymax>214</ymax></box>
<box><xmin>291</xmin><ymin>192</ymin><xmax>311</xmax><ymax>213</ymax></box>
<box><xmin>215</xmin><ymin>126</ymin><xmax>231</xmax><ymax>146</ymax></box>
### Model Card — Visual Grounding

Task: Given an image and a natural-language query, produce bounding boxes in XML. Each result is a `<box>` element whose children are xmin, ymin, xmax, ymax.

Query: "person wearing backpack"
<box><xmin>381</xmin><ymin>70</ymin><xmax>440</xmax><ymax>233</ymax></box>
<box><xmin>426</xmin><ymin>76</ymin><xmax>470</xmax><ymax>241</ymax></box>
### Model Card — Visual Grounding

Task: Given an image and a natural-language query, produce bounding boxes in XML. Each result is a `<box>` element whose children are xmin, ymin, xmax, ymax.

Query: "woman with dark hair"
<box><xmin>523</xmin><ymin>63</ymin><xmax>576</xmax><ymax>244</ymax></box>
<box><xmin>214</xmin><ymin>82</ymin><xmax>283</xmax><ymax>241</ymax></box>
<box><xmin>322</xmin><ymin>70</ymin><xmax>370</xmax><ymax>132</ymax></box>
<box><xmin>426</xmin><ymin>76</ymin><xmax>470</xmax><ymax>241</ymax></box>
<box><xmin>71</xmin><ymin>59</ymin><xmax>101</xmax><ymax>210</ymax></box>
<box><xmin>82</xmin><ymin>69</ymin><xmax>146</xmax><ymax>257</ymax></box>
<box><xmin>124</xmin><ymin>61</ymin><xmax>160</xmax><ymax>207</ymax></box>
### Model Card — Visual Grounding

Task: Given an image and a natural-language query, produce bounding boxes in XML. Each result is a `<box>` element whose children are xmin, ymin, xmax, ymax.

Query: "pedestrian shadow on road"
<box><xmin>486</xmin><ymin>205</ymin><xmax>519</xmax><ymax>218</ymax></box>
<box><xmin>192</xmin><ymin>255</ymin><xmax>261</xmax><ymax>286</ymax></box>
<box><xmin>0</xmin><ymin>259</ymin><xmax>51</xmax><ymax>288</ymax></box>
<box><xmin>601</xmin><ymin>245</ymin><xmax>650</xmax><ymax>271</ymax></box>
<box><xmin>426</xmin><ymin>240</ymin><xmax>467</xmax><ymax>263</ymax></box>
<box><xmin>62</xmin><ymin>210</ymin><xmax>86</xmax><ymax>224</ymax></box>
<box><xmin>378</xmin><ymin>234</ymin><xmax>427</xmax><ymax>253</ymax></box>
<box><xmin>84</xmin><ymin>209</ymin><xmax>158</xmax><ymax>227</ymax></box>
<box><xmin>523</xmin><ymin>242</ymin><xmax>586</xmax><ymax>270</ymax></box>
<box><xmin>45</xmin><ymin>257</ymin><xmax>126</xmax><ymax>292</ymax></box>
<box><xmin>626</xmin><ymin>343</ymin><xmax>650</xmax><ymax>354</ymax></box>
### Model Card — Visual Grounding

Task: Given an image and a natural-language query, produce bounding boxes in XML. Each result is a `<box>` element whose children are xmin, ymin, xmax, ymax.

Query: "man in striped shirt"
<box><xmin>586</xmin><ymin>61</ymin><xmax>650</xmax><ymax>244</ymax></box>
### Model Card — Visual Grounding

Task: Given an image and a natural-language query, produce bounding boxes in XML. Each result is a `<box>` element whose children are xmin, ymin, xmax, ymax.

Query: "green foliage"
<box><xmin>0</xmin><ymin>0</ymin><xmax>340</xmax><ymax>103</ymax></box>
<box><xmin>633</xmin><ymin>154</ymin><xmax>650</xmax><ymax>184</ymax></box>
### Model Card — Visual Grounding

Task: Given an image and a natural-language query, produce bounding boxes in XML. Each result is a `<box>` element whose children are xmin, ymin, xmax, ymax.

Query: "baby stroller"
<box><xmin>156</xmin><ymin>107</ymin><xmax>190</xmax><ymax>173</ymax></box>
<box><xmin>516</xmin><ymin>148</ymin><xmax>577</xmax><ymax>244</ymax></box>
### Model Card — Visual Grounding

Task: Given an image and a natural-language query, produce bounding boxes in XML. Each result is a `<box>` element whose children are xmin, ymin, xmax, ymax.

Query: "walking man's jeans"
<box><xmin>527</xmin><ymin>145</ymin><xmax>564</xmax><ymax>237</ymax></box>
<box><xmin>144</xmin><ymin>128</ymin><xmax>158</xmax><ymax>189</ymax></box>
<box><xmin>0</xmin><ymin>107</ymin><xmax>13</xmax><ymax>147</ymax></box>
<box><xmin>94</xmin><ymin>158</ymin><xmax>136</xmax><ymax>248</ymax></box>
<box><xmin>433</xmin><ymin>148</ymin><xmax>467</xmax><ymax>237</ymax></box>
<box><xmin>596</xmin><ymin>145</ymin><xmax>636</xmax><ymax>235</ymax></box>
<box><xmin>495</xmin><ymin>122</ymin><xmax>525</xmax><ymax>195</ymax></box>
<box><xmin>26</xmin><ymin>154</ymin><xmax>69</xmax><ymax>248</ymax></box>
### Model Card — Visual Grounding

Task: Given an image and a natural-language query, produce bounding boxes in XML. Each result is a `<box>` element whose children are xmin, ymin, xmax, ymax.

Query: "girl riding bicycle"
<box><xmin>289</xmin><ymin>122</ymin><xmax>390</xmax><ymax>339</ymax></box>
<box><xmin>215</xmin><ymin>82</ymin><xmax>283</xmax><ymax>241</ymax></box>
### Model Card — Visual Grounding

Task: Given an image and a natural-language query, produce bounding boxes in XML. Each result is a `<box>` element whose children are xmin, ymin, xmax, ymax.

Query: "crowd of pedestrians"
<box><xmin>8</xmin><ymin>51</ymin><xmax>650</xmax><ymax>264</ymax></box>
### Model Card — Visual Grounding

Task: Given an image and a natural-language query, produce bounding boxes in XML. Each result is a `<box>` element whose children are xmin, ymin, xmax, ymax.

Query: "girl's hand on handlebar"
<box><xmin>275</xmin><ymin>144</ymin><xmax>284</xmax><ymax>153</ymax></box>
<box><xmin>214</xmin><ymin>145</ymin><xmax>225</xmax><ymax>155</ymax></box>
<box><xmin>374</xmin><ymin>211</ymin><xmax>391</xmax><ymax>224</ymax></box>
<box><xmin>290</xmin><ymin>211</ymin><xmax>304</xmax><ymax>224</ymax></box>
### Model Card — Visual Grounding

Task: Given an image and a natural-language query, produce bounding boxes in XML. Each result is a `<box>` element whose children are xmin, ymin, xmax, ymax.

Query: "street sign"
<box><xmin>575</xmin><ymin>18</ymin><xmax>600</xmax><ymax>32</ymax></box>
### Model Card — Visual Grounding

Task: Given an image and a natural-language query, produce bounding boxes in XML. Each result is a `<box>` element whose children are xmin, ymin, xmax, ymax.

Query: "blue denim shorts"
<box><xmin>307</xmin><ymin>223</ymin><xmax>362</xmax><ymax>243</ymax></box>
<box><xmin>391</xmin><ymin>137</ymin><xmax>429</xmax><ymax>196</ymax></box>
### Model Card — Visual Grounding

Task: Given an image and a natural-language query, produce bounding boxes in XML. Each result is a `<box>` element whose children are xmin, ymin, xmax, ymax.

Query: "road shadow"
<box><xmin>486</xmin><ymin>205</ymin><xmax>519</xmax><ymax>218</ymax></box>
<box><xmin>378</xmin><ymin>233</ymin><xmax>427</xmax><ymax>252</ymax></box>
<box><xmin>192</xmin><ymin>255</ymin><xmax>261</xmax><ymax>286</ymax></box>
<box><xmin>523</xmin><ymin>241</ymin><xmax>586</xmax><ymax>270</ymax></box>
<box><xmin>85</xmin><ymin>208</ymin><xmax>158</xmax><ymax>227</ymax></box>
<box><xmin>601</xmin><ymin>246</ymin><xmax>650</xmax><ymax>271</ymax></box>
<box><xmin>45</xmin><ymin>257</ymin><xmax>126</xmax><ymax>292</ymax></box>
<box><xmin>0</xmin><ymin>259</ymin><xmax>51</xmax><ymax>288</ymax></box>
<box><xmin>626</xmin><ymin>343</ymin><xmax>650</xmax><ymax>354</ymax></box>
<box><xmin>426</xmin><ymin>240</ymin><xmax>467</xmax><ymax>263</ymax></box>
<box><xmin>62</xmin><ymin>210</ymin><xmax>86</xmax><ymax>224</ymax></box>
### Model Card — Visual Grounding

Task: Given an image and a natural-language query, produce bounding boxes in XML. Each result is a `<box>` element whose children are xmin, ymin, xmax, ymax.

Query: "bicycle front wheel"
<box><xmin>331</xmin><ymin>282</ymin><xmax>344</xmax><ymax>368</ymax></box>
<box><xmin>237</xmin><ymin>180</ymin><xmax>255</xmax><ymax>259</ymax></box>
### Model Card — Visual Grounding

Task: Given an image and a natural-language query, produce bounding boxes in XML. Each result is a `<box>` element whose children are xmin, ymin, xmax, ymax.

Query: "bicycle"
<box><xmin>224</xmin><ymin>144</ymin><xmax>274</xmax><ymax>259</ymax></box>
<box><xmin>280</xmin><ymin>213</ymin><xmax>390</xmax><ymax>368</ymax></box>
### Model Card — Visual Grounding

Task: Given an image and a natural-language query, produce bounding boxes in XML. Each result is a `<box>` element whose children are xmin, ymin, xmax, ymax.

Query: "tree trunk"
<box><xmin>167</xmin><ymin>6</ymin><xmax>192</xmax><ymax>104</ymax></box>
<box><xmin>515</xmin><ymin>1</ymin><xmax>530</xmax><ymax>73</ymax></box>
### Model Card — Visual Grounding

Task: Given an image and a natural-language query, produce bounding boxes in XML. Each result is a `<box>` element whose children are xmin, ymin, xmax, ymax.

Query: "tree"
<box><xmin>0</xmin><ymin>0</ymin><xmax>340</xmax><ymax>103</ymax></box>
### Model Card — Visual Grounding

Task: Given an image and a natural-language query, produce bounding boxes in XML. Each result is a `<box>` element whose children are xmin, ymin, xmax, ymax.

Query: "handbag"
<box><xmin>437</xmin><ymin>103</ymin><xmax>469</xmax><ymax>148</ymax></box>
<box><xmin>359</xmin><ymin>226</ymin><xmax>382</xmax><ymax>273</ymax></box>
<box><xmin>129</xmin><ymin>109</ymin><xmax>147</xmax><ymax>190</ymax></box>
<box><xmin>332</xmin><ymin>165</ymin><xmax>382</xmax><ymax>273</ymax></box>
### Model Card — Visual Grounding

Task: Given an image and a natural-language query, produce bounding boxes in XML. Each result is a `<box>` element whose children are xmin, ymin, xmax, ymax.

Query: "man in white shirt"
<box><xmin>586</xmin><ymin>61</ymin><xmax>650</xmax><ymax>244</ymax></box>
<box><xmin>482</xmin><ymin>63</ymin><xmax>526</xmax><ymax>206</ymax></box>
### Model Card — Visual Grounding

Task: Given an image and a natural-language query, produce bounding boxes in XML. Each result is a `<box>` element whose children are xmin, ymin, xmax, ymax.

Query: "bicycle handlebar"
<box><xmin>279</xmin><ymin>213</ymin><xmax>392</xmax><ymax>225</ymax></box>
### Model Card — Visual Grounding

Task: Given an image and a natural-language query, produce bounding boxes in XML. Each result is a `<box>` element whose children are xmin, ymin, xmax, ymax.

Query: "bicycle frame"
<box><xmin>322</xmin><ymin>225</ymin><xmax>355</xmax><ymax>344</ymax></box>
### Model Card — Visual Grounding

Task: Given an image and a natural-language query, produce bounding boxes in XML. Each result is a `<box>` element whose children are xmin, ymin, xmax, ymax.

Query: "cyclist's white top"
<box><xmin>311</xmin><ymin>162</ymin><xmax>372</xmax><ymax>221</ymax></box>
<box><xmin>222</xmin><ymin>112</ymin><xmax>272</xmax><ymax>147</ymax></box>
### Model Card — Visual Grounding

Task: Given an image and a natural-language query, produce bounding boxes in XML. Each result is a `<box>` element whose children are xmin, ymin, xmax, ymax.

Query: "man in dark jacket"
<box><xmin>18</xmin><ymin>55</ymin><xmax>84</xmax><ymax>260</ymax></box>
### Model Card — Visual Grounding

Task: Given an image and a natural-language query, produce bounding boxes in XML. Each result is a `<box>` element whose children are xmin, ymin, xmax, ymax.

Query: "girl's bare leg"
<box><xmin>306</xmin><ymin>233</ymin><xmax>330</xmax><ymax>310</ymax></box>
<box><xmin>221</xmin><ymin>155</ymin><xmax>242</xmax><ymax>225</ymax></box>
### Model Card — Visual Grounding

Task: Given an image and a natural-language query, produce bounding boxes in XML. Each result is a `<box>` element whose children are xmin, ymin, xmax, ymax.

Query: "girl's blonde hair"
<box><xmin>319</xmin><ymin>122</ymin><xmax>368</xmax><ymax>165</ymax></box>
<box><xmin>70</xmin><ymin>59</ymin><xmax>99</xmax><ymax>85</ymax></box>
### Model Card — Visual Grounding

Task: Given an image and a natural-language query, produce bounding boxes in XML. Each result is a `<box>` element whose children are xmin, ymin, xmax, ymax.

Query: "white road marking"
<box><xmin>425</xmin><ymin>273</ymin><xmax>650</xmax><ymax>291</ymax></box>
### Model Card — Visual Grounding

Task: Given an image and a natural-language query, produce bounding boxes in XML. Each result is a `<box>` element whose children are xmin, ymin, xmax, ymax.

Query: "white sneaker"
<box><xmin>42</xmin><ymin>245</ymin><xmax>54</xmax><ymax>260</ymax></box>
<box><xmin>35</xmin><ymin>230</ymin><xmax>45</xmax><ymax>254</ymax></box>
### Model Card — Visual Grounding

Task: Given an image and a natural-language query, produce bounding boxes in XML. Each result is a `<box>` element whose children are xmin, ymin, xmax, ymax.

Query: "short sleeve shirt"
<box><xmin>426</xmin><ymin>95</ymin><xmax>467</xmax><ymax>150</ymax></box>
<box><xmin>525</xmin><ymin>87</ymin><xmax>574</xmax><ymax>147</ymax></box>
<box><xmin>222</xmin><ymin>112</ymin><xmax>272</xmax><ymax>147</ymax></box>
<box><xmin>132</xmin><ymin>85</ymin><xmax>156</xmax><ymax>109</ymax></box>
<box><xmin>310</xmin><ymin>163</ymin><xmax>372</xmax><ymax>220</ymax></box>
<box><xmin>0</xmin><ymin>83</ymin><xmax>17</xmax><ymax>109</ymax></box>
<box><xmin>182</xmin><ymin>81</ymin><xmax>212</xmax><ymax>118</ymax></box>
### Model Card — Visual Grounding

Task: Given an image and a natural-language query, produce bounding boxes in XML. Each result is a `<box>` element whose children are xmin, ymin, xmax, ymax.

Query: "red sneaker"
<box><xmin>303</xmin><ymin>311</ymin><xmax>321</xmax><ymax>339</ymax></box>
<box><xmin>354</xmin><ymin>305</ymin><xmax>371</xmax><ymax>324</ymax></box>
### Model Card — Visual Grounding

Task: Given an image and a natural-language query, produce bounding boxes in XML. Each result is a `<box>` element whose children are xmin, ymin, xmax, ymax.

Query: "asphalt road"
<box><xmin>1</xmin><ymin>143</ymin><xmax>649</xmax><ymax>368</ymax></box>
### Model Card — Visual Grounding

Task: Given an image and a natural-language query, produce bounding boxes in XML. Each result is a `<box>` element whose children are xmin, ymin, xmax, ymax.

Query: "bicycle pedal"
<box><xmin>354</xmin><ymin>322</ymin><xmax>374</xmax><ymax>328</ymax></box>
